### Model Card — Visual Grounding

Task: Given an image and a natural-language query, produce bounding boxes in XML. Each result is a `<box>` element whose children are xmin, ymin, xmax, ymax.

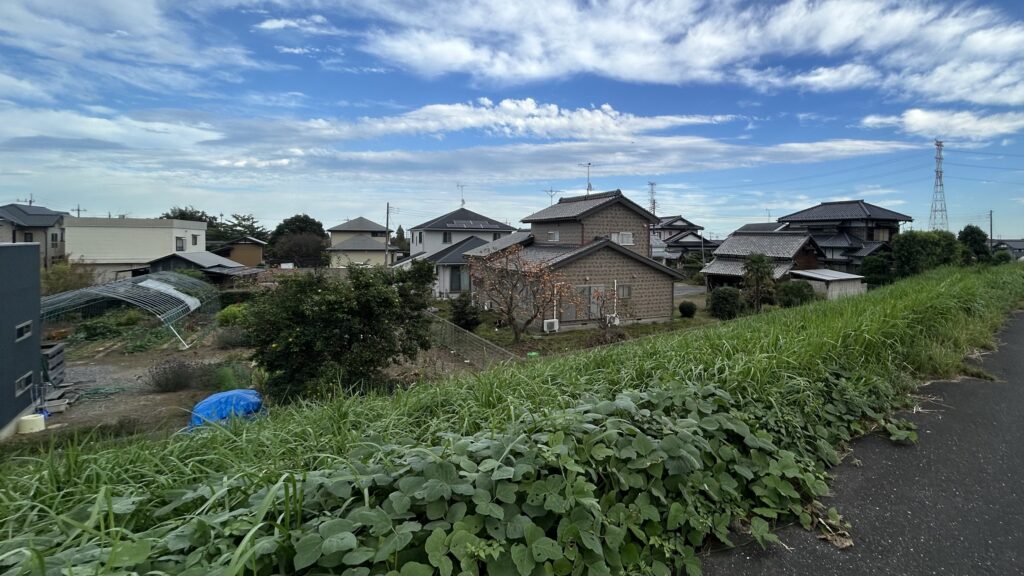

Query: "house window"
<box><xmin>175</xmin><ymin>237</ymin><xmax>185</xmax><ymax>251</ymax></box>
<box><xmin>612</xmin><ymin>232</ymin><xmax>635</xmax><ymax>245</ymax></box>
<box><xmin>15</xmin><ymin>371</ymin><xmax>33</xmax><ymax>396</ymax></box>
<box><xmin>15</xmin><ymin>320</ymin><xmax>32</xmax><ymax>342</ymax></box>
<box><xmin>23</xmin><ymin>232</ymin><xmax>33</xmax><ymax>242</ymax></box>
<box><xmin>547</xmin><ymin>230</ymin><xmax>560</xmax><ymax>242</ymax></box>
<box><xmin>417</xmin><ymin>232</ymin><xmax>423</xmax><ymax>244</ymax></box>
<box><xmin>617</xmin><ymin>284</ymin><xmax>632</xmax><ymax>299</ymax></box>
<box><xmin>492</xmin><ymin>232</ymin><xmax>502</xmax><ymax>241</ymax></box>
<box><xmin>50</xmin><ymin>233</ymin><xmax>58</xmax><ymax>249</ymax></box>
<box><xmin>442</xmin><ymin>231</ymin><xmax>452</xmax><ymax>244</ymax></box>
<box><xmin>60</xmin><ymin>229</ymin><xmax>64</xmax><ymax>242</ymax></box>
<box><xmin>191</xmin><ymin>234</ymin><xmax>199</xmax><ymax>246</ymax></box>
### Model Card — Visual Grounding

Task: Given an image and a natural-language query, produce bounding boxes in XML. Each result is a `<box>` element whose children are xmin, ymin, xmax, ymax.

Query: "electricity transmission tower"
<box><xmin>929</xmin><ymin>139</ymin><xmax>948</xmax><ymax>231</ymax></box>
<box><xmin>647</xmin><ymin>181</ymin><xmax>656</xmax><ymax>215</ymax></box>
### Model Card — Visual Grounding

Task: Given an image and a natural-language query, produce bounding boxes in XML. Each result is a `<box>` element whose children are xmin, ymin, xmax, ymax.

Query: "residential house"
<box><xmin>652</xmin><ymin>215</ymin><xmax>702</xmax><ymax>240</ymax></box>
<box><xmin>409</xmin><ymin>208</ymin><xmax>515</xmax><ymax>256</ymax></box>
<box><xmin>147</xmin><ymin>251</ymin><xmax>255</xmax><ymax>283</ymax></box>
<box><xmin>0</xmin><ymin>244</ymin><xmax>41</xmax><ymax>439</ymax></box>
<box><xmin>0</xmin><ymin>203</ymin><xmax>66</xmax><ymax>268</ymax></box>
<box><xmin>422</xmin><ymin>236</ymin><xmax>491</xmax><ymax>298</ymax></box>
<box><xmin>661</xmin><ymin>230</ymin><xmax>719</xmax><ymax>262</ymax></box>
<box><xmin>700</xmin><ymin>231</ymin><xmax>825</xmax><ymax>289</ymax></box>
<box><xmin>326</xmin><ymin>217</ymin><xmax>396</xmax><ymax>267</ymax></box>
<box><xmin>208</xmin><ymin>236</ymin><xmax>267</xmax><ymax>267</ymax></box>
<box><xmin>467</xmin><ymin>190</ymin><xmax>683</xmax><ymax>329</ymax></box>
<box><xmin>64</xmin><ymin>216</ymin><xmax>207</xmax><ymax>282</ymax></box>
<box><xmin>776</xmin><ymin>200</ymin><xmax>912</xmax><ymax>272</ymax></box>
<box><xmin>993</xmin><ymin>239</ymin><xmax>1024</xmax><ymax>260</ymax></box>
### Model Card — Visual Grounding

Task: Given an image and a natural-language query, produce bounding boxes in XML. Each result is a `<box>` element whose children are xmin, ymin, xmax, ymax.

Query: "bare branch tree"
<box><xmin>469</xmin><ymin>244</ymin><xmax>580</xmax><ymax>343</ymax></box>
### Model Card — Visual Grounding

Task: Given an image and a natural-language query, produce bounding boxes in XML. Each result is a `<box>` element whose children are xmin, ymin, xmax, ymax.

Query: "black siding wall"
<box><xmin>0</xmin><ymin>244</ymin><xmax>41</xmax><ymax>433</ymax></box>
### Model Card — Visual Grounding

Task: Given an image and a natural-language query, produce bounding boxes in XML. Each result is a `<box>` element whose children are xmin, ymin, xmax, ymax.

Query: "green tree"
<box><xmin>222</xmin><ymin>213</ymin><xmax>270</xmax><ymax>241</ymax></box>
<box><xmin>742</xmin><ymin>253</ymin><xmax>775</xmax><ymax>312</ymax></box>
<box><xmin>892</xmin><ymin>230</ymin><xmax>961</xmax><ymax>277</ymax></box>
<box><xmin>957</xmin><ymin>224</ymin><xmax>991</xmax><ymax>264</ymax></box>
<box><xmin>41</xmin><ymin>259</ymin><xmax>96</xmax><ymax>295</ymax></box>
<box><xmin>272</xmin><ymin>232</ymin><xmax>327</xmax><ymax>266</ymax></box>
<box><xmin>269</xmin><ymin>214</ymin><xmax>327</xmax><ymax>245</ymax></box>
<box><xmin>993</xmin><ymin>250</ymin><xmax>1013</xmax><ymax>264</ymax></box>
<box><xmin>860</xmin><ymin>254</ymin><xmax>894</xmax><ymax>286</ymax></box>
<box><xmin>161</xmin><ymin>206</ymin><xmax>230</xmax><ymax>240</ymax></box>
<box><xmin>243</xmin><ymin>261</ymin><xmax>434</xmax><ymax>401</ymax></box>
<box><xmin>450</xmin><ymin>293</ymin><xmax>482</xmax><ymax>331</ymax></box>
<box><xmin>394</xmin><ymin>225</ymin><xmax>410</xmax><ymax>253</ymax></box>
<box><xmin>707</xmin><ymin>286</ymin><xmax>742</xmax><ymax>320</ymax></box>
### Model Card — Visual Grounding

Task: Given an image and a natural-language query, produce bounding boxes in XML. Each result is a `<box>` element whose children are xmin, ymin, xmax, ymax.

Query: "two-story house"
<box><xmin>467</xmin><ymin>190</ymin><xmax>683</xmax><ymax>328</ymax></box>
<box><xmin>326</xmin><ymin>216</ymin><xmax>396</xmax><ymax>267</ymax></box>
<box><xmin>64</xmin><ymin>216</ymin><xmax>208</xmax><ymax>282</ymax></box>
<box><xmin>776</xmin><ymin>200</ymin><xmax>912</xmax><ymax>271</ymax></box>
<box><xmin>409</xmin><ymin>208</ymin><xmax>516</xmax><ymax>256</ymax></box>
<box><xmin>700</xmin><ymin>231</ymin><xmax>826</xmax><ymax>289</ymax></box>
<box><xmin>0</xmin><ymin>204</ymin><xmax>66</xmax><ymax>269</ymax></box>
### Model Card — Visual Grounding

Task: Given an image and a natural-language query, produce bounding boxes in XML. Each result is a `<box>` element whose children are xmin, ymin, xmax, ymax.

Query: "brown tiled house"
<box><xmin>700</xmin><ymin>231</ymin><xmax>824</xmax><ymax>289</ymax></box>
<box><xmin>467</xmin><ymin>190</ymin><xmax>682</xmax><ymax>329</ymax></box>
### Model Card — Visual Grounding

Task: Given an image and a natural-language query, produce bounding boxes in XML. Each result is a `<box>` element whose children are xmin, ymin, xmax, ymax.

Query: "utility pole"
<box><xmin>647</xmin><ymin>181</ymin><xmax>656</xmax><ymax>215</ymax></box>
<box><xmin>578</xmin><ymin>162</ymin><xmax>595</xmax><ymax>195</ymax></box>
<box><xmin>542</xmin><ymin>188</ymin><xmax>561</xmax><ymax>206</ymax></box>
<box><xmin>989</xmin><ymin>209</ymin><xmax>994</xmax><ymax>252</ymax></box>
<box><xmin>385</xmin><ymin>202</ymin><xmax>391</xmax><ymax>266</ymax></box>
<box><xmin>929</xmin><ymin>140</ymin><xmax>949</xmax><ymax>231</ymax></box>
<box><xmin>70</xmin><ymin>204</ymin><xmax>88</xmax><ymax>217</ymax></box>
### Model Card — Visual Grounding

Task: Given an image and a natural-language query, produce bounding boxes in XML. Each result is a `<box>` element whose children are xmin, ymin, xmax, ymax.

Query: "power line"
<box><xmin>945</xmin><ymin>161</ymin><xmax>1024</xmax><ymax>172</ymax></box>
<box><xmin>686</xmin><ymin>151</ymin><xmax>925</xmax><ymax>191</ymax></box>
<box><xmin>946</xmin><ymin>148</ymin><xmax>1024</xmax><ymax>158</ymax></box>
<box><xmin>946</xmin><ymin>175</ymin><xmax>1024</xmax><ymax>186</ymax></box>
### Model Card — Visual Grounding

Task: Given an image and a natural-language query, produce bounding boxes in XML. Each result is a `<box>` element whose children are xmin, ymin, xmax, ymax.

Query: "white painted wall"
<box><xmin>410</xmin><ymin>230</ymin><xmax>505</xmax><ymax>255</ymax></box>
<box><xmin>65</xmin><ymin>218</ymin><xmax>206</xmax><ymax>270</ymax></box>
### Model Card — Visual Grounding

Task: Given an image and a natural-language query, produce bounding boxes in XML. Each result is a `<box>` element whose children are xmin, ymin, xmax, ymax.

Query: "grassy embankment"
<box><xmin>1</xmin><ymin>265</ymin><xmax>1022</xmax><ymax>575</ymax></box>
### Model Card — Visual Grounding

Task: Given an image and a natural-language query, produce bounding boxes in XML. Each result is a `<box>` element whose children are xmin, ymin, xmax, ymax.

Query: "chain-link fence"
<box><xmin>427</xmin><ymin>313</ymin><xmax>517</xmax><ymax>368</ymax></box>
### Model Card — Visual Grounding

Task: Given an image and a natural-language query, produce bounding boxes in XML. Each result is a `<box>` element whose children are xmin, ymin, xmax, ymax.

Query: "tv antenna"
<box><xmin>578</xmin><ymin>162</ymin><xmax>597</xmax><ymax>194</ymax></box>
<box><xmin>542</xmin><ymin>188</ymin><xmax>562</xmax><ymax>205</ymax></box>
<box><xmin>456</xmin><ymin>183</ymin><xmax>466</xmax><ymax>207</ymax></box>
<box><xmin>647</xmin><ymin>181</ymin><xmax>656</xmax><ymax>215</ymax></box>
<box><xmin>15</xmin><ymin>193</ymin><xmax>35</xmax><ymax>206</ymax></box>
<box><xmin>70</xmin><ymin>204</ymin><xmax>88</xmax><ymax>217</ymax></box>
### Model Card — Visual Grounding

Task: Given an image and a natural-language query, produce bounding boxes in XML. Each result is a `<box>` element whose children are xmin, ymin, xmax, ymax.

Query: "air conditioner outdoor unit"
<box><xmin>543</xmin><ymin>319</ymin><xmax>560</xmax><ymax>333</ymax></box>
<box><xmin>605</xmin><ymin>314</ymin><xmax>620</xmax><ymax>326</ymax></box>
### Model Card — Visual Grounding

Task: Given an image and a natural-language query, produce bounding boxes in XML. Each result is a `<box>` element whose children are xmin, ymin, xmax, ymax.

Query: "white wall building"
<box><xmin>65</xmin><ymin>217</ymin><xmax>207</xmax><ymax>282</ymax></box>
<box><xmin>408</xmin><ymin>207</ymin><xmax>515</xmax><ymax>256</ymax></box>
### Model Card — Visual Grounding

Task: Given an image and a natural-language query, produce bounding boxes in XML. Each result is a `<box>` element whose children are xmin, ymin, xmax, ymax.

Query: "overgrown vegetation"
<box><xmin>777</xmin><ymin>280</ymin><xmax>816</xmax><ymax>308</ymax></box>
<box><xmin>2</xmin><ymin>266</ymin><xmax>1022</xmax><ymax>576</ymax></box>
<box><xmin>147</xmin><ymin>359</ymin><xmax>214</xmax><ymax>393</ymax></box>
<box><xmin>708</xmin><ymin>286</ymin><xmax>743</xmax><ymax>320</ymax></box>
<box><xmin>243</xmin><ymin>262</ymin><xmax>435</xmax><ymax>401</ymax></box>
<box><xmin>40</xmin><ymin>259</ymin><xmax>96</xmax><ymax>296</ymax></box>
<box><xmin>450</xmin><ymin>294</ymin><xmax>482</xmax><ymax>332</ymax></box>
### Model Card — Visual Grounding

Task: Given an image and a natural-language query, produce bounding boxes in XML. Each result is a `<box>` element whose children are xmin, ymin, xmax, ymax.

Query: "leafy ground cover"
<box><xmin>1</xmin><ymin>265</ymin><xmax>1022</xmax><ymax>575</ymax></box>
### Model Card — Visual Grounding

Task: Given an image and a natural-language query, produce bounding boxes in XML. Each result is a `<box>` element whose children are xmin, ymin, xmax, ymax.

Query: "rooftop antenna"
<box><xmin>456</xmin><ymin>183</ymin><xmax>466</xmax><ymax>207</ymax></box>
<box><xmin>70</xmin><ymin>204</ymin><xmax>88</xmax><ymax>217</ymax></box>
<box><xmin>15</xmin><ymin>193</ymin><xmax>35</xmax><ymax>206</ymax></box>
<box><xmin>647</xmin><ymin>181</ymin><xmax>656</xmax><ymax>215</ymax></box>
<box><xmin>542</xmin><ymin>188</ymin><xmax>562</xmax><ymax>205</ymax></box>
<box><xmin>578</xmin><ymin>162</ymin><xmax>596</xmax><ymax>195</ymax></box>
<box><xmin>929</xmin><ymin>139</ymin><xmax>949</xmax><ymax>231</ymax></box>
<box><xmin>766</xmin><ymin>208</ymin><xmax>772</xmax><ymax>221</ymax></box>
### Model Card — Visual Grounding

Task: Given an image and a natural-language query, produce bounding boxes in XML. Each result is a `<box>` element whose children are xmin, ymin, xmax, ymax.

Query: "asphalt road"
<box><xmin>674</xmin><ymin>283</ymin><xmax>706</xmax><ymax>298</ymax></box>
<box><xmin>703</xmin><ymin>311</ymin><xmax>1024</xmax><ymax>576</ymax></box>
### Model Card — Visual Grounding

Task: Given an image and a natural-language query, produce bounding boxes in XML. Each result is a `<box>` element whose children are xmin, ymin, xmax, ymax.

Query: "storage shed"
<box><xmin>790</xmin><ymin>269</ymin><xmax>866</xmax><ymax>300</ymax></box>
<box><xmin>0</xmin><ymin>244</ymin><xmax>41</xmax><ymax>439</ymax></box>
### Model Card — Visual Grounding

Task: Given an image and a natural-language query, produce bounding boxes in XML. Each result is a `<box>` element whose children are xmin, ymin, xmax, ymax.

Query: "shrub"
<box><xmin>217</xmin><ymin>303</ymin><xmax>249</xmax><ymax>326</ymax></box>
<box><xmin>742</xmin><ymin>254</ymin><xmax>775</xmax><ymax>312</ymax></box>
<box><xmin>147</xmin><ymin>359</ymin><xmax>212</xmax><ymax>393</ymax></box>
<box><xmin>708</xmin><ymin>286</ymin><xmax>743</xmax><ymax>320</ymax></box>
<box><xmin>40</xmin><ymin>260</ymin><xmax>95</xmax><ymax>296</ymax></box>
<box><xmin>76</xmin><ymin>317</ymin><xmax>121</xmax><ymax>340</ymax></box>
<box><xmin>678</xmin><ymin>300</ymin><xmax>697</xmax><ymax>318</ymax></box>
<box><xmin>993</xmin><ymin>250</ymin><xmax>1013</xmax><ymax>265</ymax></box>
<box><xmin>214</xmin><ymin>326</ymin><xmax>250</xmax><ymax>349</ymax></box>
<box><xmin>450</xmin><ymin>293</ymin><xmax>482</xmax><ymax>331</ymax></box>
<box><xmin>777</xmin><ymin>280</ymin><xmax>816</xmax><ymax>308</ymax></box>
<box><xmin>860</xmin><ymin>254</ymin><xmax>894</xmax><ymax>286</ymax></box>
<box><xmin>243</xmin><ymin>261</ymin><xmax>435</xmax><ymax>401</ymax></box>
<box><xmin>893</xmin><ymin>230</ymin><xmax>961</xmax><ymax>277</ymax></box>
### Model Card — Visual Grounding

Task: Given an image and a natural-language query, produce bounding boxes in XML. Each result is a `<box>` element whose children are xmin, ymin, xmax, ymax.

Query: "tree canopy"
<box><xmin>957</xmin><ymin>224</ymin><xmax>991</xmax><ymax>263</ymax></box>
<box><xmin>270</xmin><ymin>214</ymin><xmax>327</xmax><ymax>245</ymax></box>
<box><xmin>742</xmin><ymin>253</ymin><xmax>775</xmax><ymax>312</ymax></box>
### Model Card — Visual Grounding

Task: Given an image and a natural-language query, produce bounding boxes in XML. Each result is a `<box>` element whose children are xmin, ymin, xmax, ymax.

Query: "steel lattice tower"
<box><xmin>929</xmin><ymin>139</ymin><xmax>948</xmax><ymax>231</ymax></box>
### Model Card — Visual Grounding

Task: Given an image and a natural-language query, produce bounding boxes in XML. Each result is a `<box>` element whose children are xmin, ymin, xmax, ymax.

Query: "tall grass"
<box><xmin>1</xmin><ymin>265</ymin><xmax>1022</xmax><ymax>559</ymax></box>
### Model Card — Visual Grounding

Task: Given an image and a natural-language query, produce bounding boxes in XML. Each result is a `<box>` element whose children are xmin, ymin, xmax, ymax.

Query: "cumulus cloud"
<box><xmin>862</xmin><ymin>109</ymin><xmax>1024</xmax><ymax>140</ymax></box>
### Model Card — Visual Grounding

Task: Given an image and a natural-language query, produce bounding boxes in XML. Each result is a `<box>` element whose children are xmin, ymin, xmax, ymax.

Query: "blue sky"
<box><xmin>1</xmin><ymin>0</ymin><xmax>1023</xmax><ymax>238</ymax></box>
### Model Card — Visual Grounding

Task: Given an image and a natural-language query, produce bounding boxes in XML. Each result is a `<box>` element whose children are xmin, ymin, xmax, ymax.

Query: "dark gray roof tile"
<box><xmin>778</xmin><ymin>200</ymin><xmax>912</xmax><ymax>222</ymax></box>
<box><xmin>411</xmin><ymin>207</ymin><xmax>514</xmax><ymax>232</ymax></box>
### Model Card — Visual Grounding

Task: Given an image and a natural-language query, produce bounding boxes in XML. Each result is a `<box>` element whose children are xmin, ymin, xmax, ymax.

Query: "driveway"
<box><xmin>702</xmin><ymin>311</ymin><xmax>1024</xmax><ymax>575</ymax></box>
<box><xmin>674</xmin><ymin>283</ymin><xmax>706</xmax><ymax>298</ymax></box>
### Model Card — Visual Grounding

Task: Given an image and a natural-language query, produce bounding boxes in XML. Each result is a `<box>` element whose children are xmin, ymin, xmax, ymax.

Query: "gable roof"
<box><xmin>328</xmin><ymin>216</ymin><xmax>389</xmax><ymax>232</ymax></box>
<box><xmin>848</xmin><ymin>241</ymin><xmax>889</xmax><ymax>258</ymax></box>
<box><xmin>327</xmin><ymin>235</ymin><xmax>390</xmax><ymax>251</ymax></box>
<box><xmin>0</xmin><ymin>203</ymin><xmax>67</xmax><ymax>228</ymax></box>
<box><xmin>149</xmin><ymin>251</ymin><xmax>244</xmax><ymax>268</ymax></box>
<box><xmin>410</xmin><ymin>207</ymin><xmax>514</xmax><ymax>232</ymax></box>
<box><xmin>426</xmin><ymin>235</ymin><xmax>491</xmax><ymax>265</ymax></box>
<box><xmin>714</xmin><ymin>231</ymin><xmax>820</xmax><ymax>259</ymax></box>
<box><xmin>654</xmin><ymin>215</ymin><xmax>703</xmax><ymax>231</ymax></box>
<box><xmin>464</xmin><ymin>231</ymin><xmax>533</xmax><ymax>257</ymax></box>
<box><xmin>664</xmin><ymin>230</ymin><xmax>720</xmax><ymax>247</ymax></box>
<box><xmin>791</xmin><ymin>269</ymin><xmax>864</xmax><ymax>282</ymax></box>
<box><xmin>521</xmin><ymin>190</ymin><xmax>658</xmax><ymax>224</ymax></box>
<box><xmin>737</xmin><ymin>222</ymin><xmax>789</xmax><ymax>233</ymax></box>
<box><xmin>778</xmin><ymin>200</ymin><xmax>913</xmax><ymax>223</ymax></box>
<box><xmin>700</xmin><ymin>258</ymin><xmax>794</xmax><ymax>279</ymax></box>
<box><xmin>994</xmin><ymin>239</ymin><xmax>1024</xmax><ymax>250</ymax></box>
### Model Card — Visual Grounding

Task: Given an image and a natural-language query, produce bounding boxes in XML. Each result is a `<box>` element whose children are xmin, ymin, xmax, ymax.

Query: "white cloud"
<box><xmin>274</xmin><ymin>45</ymin><xmax>319</xmax><ymax>55</ymax></box>
<box><xmin>862</xmin><ymin>109</ymin><xmax>1024</xmax><ymax>140</ymax></box>
<box><xmin>0</xmin><ymin>70</ymin><xmax>53</xmax><ymax>102</ymax></box>
<box><xmin>253</xmin><ymin>15</ymin><xmax>345</xmax><ymax>35</ymax></box>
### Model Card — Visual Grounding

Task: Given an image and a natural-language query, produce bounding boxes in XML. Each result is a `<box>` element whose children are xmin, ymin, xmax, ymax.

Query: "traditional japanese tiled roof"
<box><xmin>328</xmin><ymin>216</ymin><xmax>389</xmax><ymax>232</ymax></box>
<box><xmin>521</xmin><ymin>190</ymin><xmax>657</xmax><ymax>223</ymax></box>
<box><xmin>410</xmin><ymin>208</ymin><xmax>514</xmax><ymax>232</ymax></box>
<box><xmin>736</xmin><ymin>222</ymin><xmax>789</xmax><ymax>233</ymax></box>
<box><xmin>654</xmin><ymin>215</ymin><xmax>703</xmax><ymax>232</ymax></box>
<box><xmin>463</xmin><ymin>231</ymin><xmax>533</xmax><ymax>257</ymax></box>
<box><xmin>700</xmin><ymin>258</ymin><xmax>794</xmax><ymax>279</ymax></box>
<box><xmin>713</xmin><ymin>231</ymin><xmax>818</xmax><ymax>259</ymax></box>
<box><xmin>778</xmin><ymin>200</ymin><xmax>913</xmax><ymax>223</ymax></box>
<box><xmin>149</xmin><ymin>251</ymin><xmax>243</xmax><ymax>268</ymax></box>
<box><xmin>849</xmin><ymin>241</ymin><xmax>888</xmax><ymax>258</ymax></box>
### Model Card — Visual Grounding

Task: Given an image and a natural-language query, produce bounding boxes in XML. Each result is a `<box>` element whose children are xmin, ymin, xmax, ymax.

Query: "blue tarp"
<box><xmin>189</xmin><ymin>389</ymin><xmax>263</xmax><ymax>428</ymax></box>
